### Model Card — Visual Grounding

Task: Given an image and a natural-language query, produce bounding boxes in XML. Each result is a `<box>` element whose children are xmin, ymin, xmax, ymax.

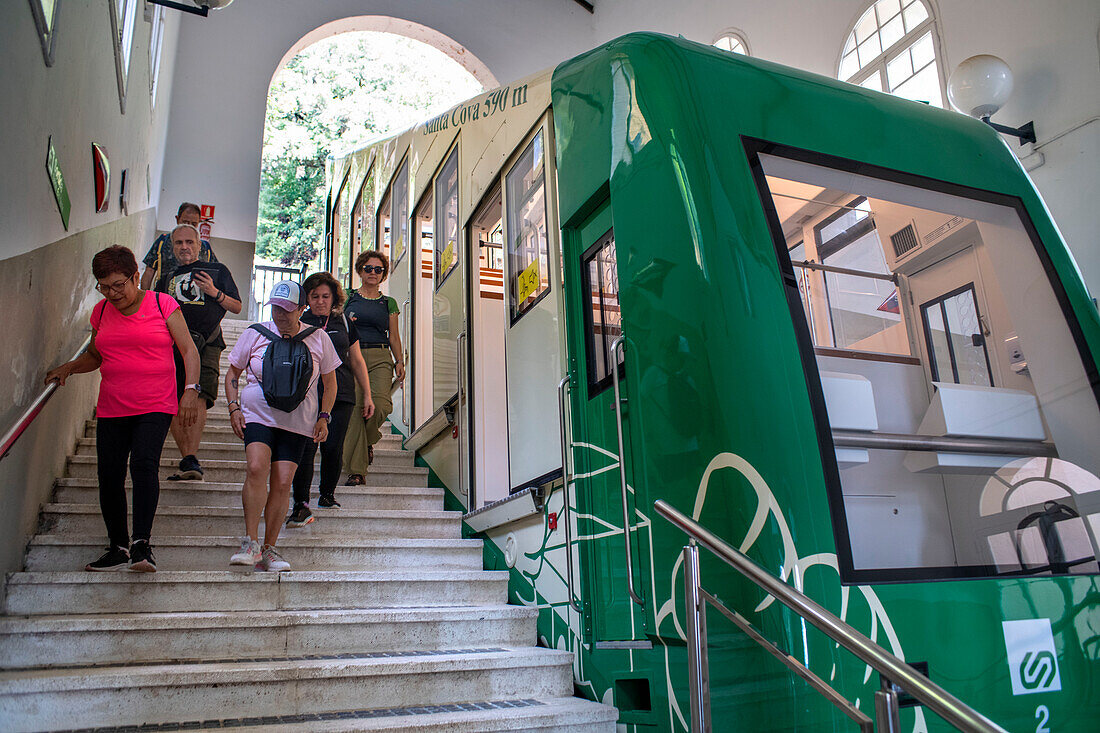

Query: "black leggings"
<box><xmin>96</xmin><ymin>412</ymin><xmax>173</xmax><ymax>547</ymax></box>
<box><xmin>292</xmin><ymin>401</ymin><xmax>353</xmax><ymax>504</ymax></box>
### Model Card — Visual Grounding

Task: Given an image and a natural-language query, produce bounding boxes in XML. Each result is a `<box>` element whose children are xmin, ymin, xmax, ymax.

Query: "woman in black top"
<box><xmin>342</xmin><ymin>250</ymin><xmax>404</xmax><ymax>485</ymax></box>
<box><xmin>286</xmin><ymin>272</ymin><xmax>374</xmax><ymax>526</ymax></box>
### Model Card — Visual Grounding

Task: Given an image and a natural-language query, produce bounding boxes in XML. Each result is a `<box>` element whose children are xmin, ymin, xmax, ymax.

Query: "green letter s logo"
<box><xmin>1020</xmin><ymin>651</ymin><xmax>1057</xmax><ymax>690</ymax></box>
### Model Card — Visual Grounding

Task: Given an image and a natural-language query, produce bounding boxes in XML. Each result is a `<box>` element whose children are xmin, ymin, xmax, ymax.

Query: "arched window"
<box><xmin>712</xmin><ymin>30</ymin><xmax>750</xmax><ymax>56</ymax></box>
<box><xmin>838</xmin><ymin>0</ymin><xmax>945</xmax><ymax>107</ymax></box>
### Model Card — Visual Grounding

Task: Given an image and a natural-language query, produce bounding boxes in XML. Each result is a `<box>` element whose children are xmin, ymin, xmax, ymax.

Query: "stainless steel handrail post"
<box><xmin>653</xmin><ymin>500</ymin><xmax>1007</xmax><ymax>733</ymax></box>
<box><xmin>610</xmin><ymin>336</ymin><xmax>644</xmax><ymax>606</ymax></box>
<box><xmin>401</xmin><ymin>297</ymin><xmax>411</xmax><ymax>428</ymax></box>
<box><xmin>456</xmin><ymin>331</ymin><xmax>467</xmax><ymax>500</ymax></box>
<box><xmin>558</xmin><ymin>376</ymin><xmax>582</xmax><ymax>612</ymax></box>
<box><xmin>683</xmin><ymin>544</ymin><xmax>711</xmax><ymax>733</ymax></box>
<box><xmin>1</xmin><ymin>335</ymin><xmax>92</xmax><ymax>463</ymax></box>
<box><xmin>875</xmin><ymin>688</ymin><xmax>902</xmax><ymax>733</ymax></box>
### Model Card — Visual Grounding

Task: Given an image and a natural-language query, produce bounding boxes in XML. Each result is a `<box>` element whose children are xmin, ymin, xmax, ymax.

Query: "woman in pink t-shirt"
<box><xmin>46</xmin><ymin>246</ymin><xmax>200</xmax><ymax>573</ymax></box>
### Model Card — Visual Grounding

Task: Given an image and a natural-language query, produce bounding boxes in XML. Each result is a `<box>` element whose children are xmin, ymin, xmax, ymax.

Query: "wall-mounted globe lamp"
<box><xmin>948</xmin><ymin>55</ymin><xmax>1036</xmax><ymax>145</ymax></box>
<box><xmin>147</xmin><ymin>0</ymin><xmax>235</xmax><ymax>18</ymax></box>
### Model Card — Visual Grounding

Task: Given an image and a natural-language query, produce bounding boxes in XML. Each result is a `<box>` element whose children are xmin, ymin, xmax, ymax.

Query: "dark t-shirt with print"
<box><xmin>155</xmin><ymin>261</ymin><xmax>239</xmax><ymax>346</ymax></box>
<box><xmin>302</xmin><ymin>310</ymin><xmax>359</xmax><ymax>404</ymax></box>
<box><xmin>345</xmin><ymin>291</ymin><xmax>399</xmax><ymax>346</ymax></box>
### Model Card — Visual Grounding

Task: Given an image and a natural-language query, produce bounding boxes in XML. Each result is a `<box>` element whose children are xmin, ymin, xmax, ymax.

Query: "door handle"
<box><xmin>401</xmin><ymin>297</ymin><xmax>411</xmax><ymax>427</ymax></box>
<box><xmin>558</xmin><ymin>376</ymin><xmax>582</xmax><ymax>612</ymax></box>
<box><xmin>610</xmin><ymin>336</ymin><xmax>645</xmax><ymax>607</ymax></box>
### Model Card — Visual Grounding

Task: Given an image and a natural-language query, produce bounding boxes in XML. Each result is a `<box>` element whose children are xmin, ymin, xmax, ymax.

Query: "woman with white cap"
<box><xmin>223</xmin><ymin>280</ymin><xmax>340</xmax><ymax>571</ymax></box>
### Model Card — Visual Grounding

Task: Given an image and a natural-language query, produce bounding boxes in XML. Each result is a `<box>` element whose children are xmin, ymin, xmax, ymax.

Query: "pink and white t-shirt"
<box><xmin>90</xmin><ymin>291</ymin><xmax>180</xmax><ymax>418</ymax></box>
<box><xmin>227</xmin><ymin>321</ymin><xmax>341</xmax><ymax>437</ymax></box>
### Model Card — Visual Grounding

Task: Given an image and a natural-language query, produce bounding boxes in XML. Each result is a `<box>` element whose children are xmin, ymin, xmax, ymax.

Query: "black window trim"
<box><xmin>742</xmin><ymin>134</ymin><xmax>1100</xmax><ymax>585</ymax></box>
<box><xmin>580</xmin><ymin>227</ymin><xmax>624</xmax><ymax>398</ymax></box>
<box><xmin>919</xmin><ymin>282</ymin><xmax>995</xmax><ymax>387</ymax></box>
<box><xmin>434</xmin><ymin>145</ymin><xmax>461</xmax><ymax>292</ymax></box>
<box><xmin>383</xmin><ymin>151</ymin><xmax>411</xmax><ymax>268</ymax></box>
<box><xmin>505</xmin><ymin>130</ymin><xmax>553</xmax><ymax>326</ymax></box>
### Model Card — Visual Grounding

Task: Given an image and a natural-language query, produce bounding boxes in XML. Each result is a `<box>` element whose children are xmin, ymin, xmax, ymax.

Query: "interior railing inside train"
<box><xmin>757</xmin><ymin>152</ymin><xmax>1100</xmax><ymax>581</ymax></box>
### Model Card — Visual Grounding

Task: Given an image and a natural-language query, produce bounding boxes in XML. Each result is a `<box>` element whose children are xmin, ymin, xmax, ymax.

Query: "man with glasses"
<box><xmin>141</xmin><ymin>202</ymin><xmax>218</xmax><ymax>289</ymax></box>
<box><xmin>155</xmin><ymin>224</ymin><xmax>241</xmax><ymax>481</ymax></box>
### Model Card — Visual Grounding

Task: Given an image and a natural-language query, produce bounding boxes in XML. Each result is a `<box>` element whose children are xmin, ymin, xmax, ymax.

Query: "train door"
<box><xmin>907</xmin><ymin>247</ymin><xmax>999</xmax><ymax>388</ymax></box>
<box><xmin>564</xmin><ymin>200</ymin><xmax>650</xmax><ymax>644</ymax></box>
<box><xmin>433</xmin><ymin>148</ymin><xmax>468</xmax><ymax>501</ymax></box>
<box><xmin>411</xmin><ymin>187</ymin><xmax>435</xmax><ymax>430</ymax></box>
<box><xmin>387</xmin><ymin>157</ymin><xmax>412</xmax><ymax>432</ymax></box>
<box><xmin>464</xmin><ymin>184</ymin><xmax>510</xmax><ymax>505</ymax></box>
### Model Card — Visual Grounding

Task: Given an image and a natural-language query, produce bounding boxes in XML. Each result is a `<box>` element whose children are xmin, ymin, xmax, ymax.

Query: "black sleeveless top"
<box><xmin>301</xmin><ymin>310</ymin><xmax>358</xmax><ymax>404</ymax></box>
<box><xmin>345</xmin><ymin>291</ymin><xmax>399</xmax><ymax>347</ymax></box>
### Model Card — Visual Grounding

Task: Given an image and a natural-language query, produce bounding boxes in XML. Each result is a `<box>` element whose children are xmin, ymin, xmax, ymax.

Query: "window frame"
<box><xmin>348</xmin><ymin>160</ymin><xmax>375</xmax><ymax>287</ymax></box>
<box><xmin>919</xmin><ymin>282</ymin><xmax>995</xmax><ymax>387</ymax></box>
<box><xmin>503</xmin><ymin>127</ymin><xmax>553</xmax><ymax>325</ymax></box>
<box><xmin>329</xmin><ymin>169</ymin><xmax>351</xmax><ymax>283</ymax></box>
<box><xmin>580</xmin><ymin>227</ymin><xmax>625</xmax><ymax>397</ymax></box>
<box><xmin>838</xmin><ymin>0</ymin><xmax>947</xmax><ymax>107</ymax></box>
<box><xmin>743</xmin><ymin>135</ymin><xmax>1100</xmax><ymax>584</ymax></box>
<box><xmin>434</xmin><ymin>144</ymin><xmax>461</xmax><ymax>291</ymax></box>
<box><xmin>387</xmin><ymin>153</ymin><xmax>411</xmax><ymax>267</ymax></box>
<box><xmin>711</xmin><ymin>28</ymin><xmax>751</xmax><ymax>56</ymax></box>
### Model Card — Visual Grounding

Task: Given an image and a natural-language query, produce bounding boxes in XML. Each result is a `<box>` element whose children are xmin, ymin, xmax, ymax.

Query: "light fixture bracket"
<box><xmin>147</xmin><ymin>0</ymin><xmax>209</xmax><ymax>16</ymax></box>
<box><xmin>981</xmin><ymin>116</ymin><xmax>1036</xmax><ymax>146</ymax></box>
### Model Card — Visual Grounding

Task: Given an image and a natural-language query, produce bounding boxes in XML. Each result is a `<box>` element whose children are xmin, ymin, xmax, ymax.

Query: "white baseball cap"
<box><xmin>264</xmin><ymin>280</ymin><xmax>304</xmax><ymax>311</ymax></box>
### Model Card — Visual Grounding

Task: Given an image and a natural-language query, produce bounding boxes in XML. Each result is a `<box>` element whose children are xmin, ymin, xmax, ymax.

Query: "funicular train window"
<box><xmin>581</xmin><ymin>229</ymin><xmax>623</xmax><ymax>394</ymax></box>
<box><xmin>920</xmin><ymin>283</ymin><xmax>993</xmax><ymax>387</ymax></box>
<box><xmin>750</xmin><ymin>142</ymin><xmax>1100</xmax><ymax>582</ymax></box>
<box><xmin>377</xmin><ymin>186</ymin><xmax>392</xmax><ymax>260</ymax></box>
<box><xmin>333</xmin><ymin>176</ymin><xmax>351</xmax><ymax>286</ymax></box>
<box><xmin>505</xmin><ymin>131</ymin><xmax>550</xmax><ymax>322</ymax></box>
<box><xmin>435</xmin><ymin>149</ymin><xmax>460</xmax><ymax>289</ymax></box>
<box><xmin>390</xmin><ymin>158</ymin><xmax>409</xmax><ymax>264</ymax></box>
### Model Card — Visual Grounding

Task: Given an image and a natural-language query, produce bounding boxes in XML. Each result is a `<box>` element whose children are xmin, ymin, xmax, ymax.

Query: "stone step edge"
<box><xmin>65</xmin><ymin>456</ymin><xmax>427</xmax><ymax>473</ymax></box>
<box><xmin>6</xmin><ymin>569</ymin><xmax>509</xmax><ymax>585</ymax></box>
<box><xmin>40</xmin><ymin>504</ymin><xmax>456</xmax><ymax>519</ymax></box>
<box><xmin>54</xmin><ymin>479</ymin><xmax>435</xmax><ymax>494</ymax></box>
<box><xmin>0</xmin><ymin>605</ymin><xmax>535</xmax><ymax>633</ymax></box>
<box><xmin>27</xmin><ymin>535</ymin><xmax>475</xmax><ymax>549</ymax></box>
<box><xmin>0</xmin><ymin>648</ymin><xmax>574</xmax><ymax>693</ymax></box>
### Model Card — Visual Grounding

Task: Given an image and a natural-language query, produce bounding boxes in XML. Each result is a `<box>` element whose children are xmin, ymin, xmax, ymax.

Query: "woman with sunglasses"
<box><xmin>45</xmin><ymin>245</ymin><xmax>200</xmax><ymax>572</ymax></box>
<box><xmin>342</xmin><ymin>250</ymin><xmax>404</xmax><ymax>486</ymax></box>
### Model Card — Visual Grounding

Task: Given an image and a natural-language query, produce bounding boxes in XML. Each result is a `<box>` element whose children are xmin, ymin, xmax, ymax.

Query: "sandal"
<box><xmin>345</xmin><ymin>474</ymin><xmax>365</xmax><ymax>486</ymax></box>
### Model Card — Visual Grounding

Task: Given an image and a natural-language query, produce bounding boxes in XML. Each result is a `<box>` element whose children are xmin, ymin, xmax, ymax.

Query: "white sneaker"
<box><xmin>230</xmin><ymin>537</ymin><xmax>262</xmax><ymax>565</ymax></box>
<box><xmin>256</xmin><ymin>545</ymin><xmax>290</xmax><ymax>572</ymax></box>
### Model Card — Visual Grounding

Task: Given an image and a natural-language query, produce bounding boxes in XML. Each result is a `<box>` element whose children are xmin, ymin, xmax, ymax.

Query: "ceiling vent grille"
<box><xmin>890</xmin><ymin>224</ymin><xmax>919</xmax><ymax>258</ymax></box>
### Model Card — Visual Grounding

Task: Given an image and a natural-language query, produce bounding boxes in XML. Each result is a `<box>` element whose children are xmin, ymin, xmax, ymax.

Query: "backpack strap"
<box><xmin>94</xmin><ymin>299</ymin><xmax>108</xmax><ymax>326</ymax></box>
<box><xmin>152</xmin><ymin>291</ymin><xmax>166</xmax><ymax>320</ymax></box>
<box><xmin>248</xmin><ymin>324</ymin><xmax>281</xmax><ymax>342</ymax></box>
<box><xmin>291</xmin><ymin>325</ymin><xmax>320</xmax><ymax>342</ymax></box>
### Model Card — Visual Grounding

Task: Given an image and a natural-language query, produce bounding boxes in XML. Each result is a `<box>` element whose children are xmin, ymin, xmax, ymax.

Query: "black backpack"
<box><xmin>248</xmin><ymin>324</ymin><xmax>320</xmax><ymax>412</ymax></box>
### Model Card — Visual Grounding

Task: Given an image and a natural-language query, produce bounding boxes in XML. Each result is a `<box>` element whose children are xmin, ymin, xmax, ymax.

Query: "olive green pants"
<box><xmin>343</xmin><ymin>347</ymin><xmax>394</xmax><ymax>475</ymax></box>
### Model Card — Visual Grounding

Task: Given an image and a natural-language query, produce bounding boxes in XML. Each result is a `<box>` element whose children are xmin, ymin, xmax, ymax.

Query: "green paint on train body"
<box><xmin>548</xmin><ymin>32</ymin><xmax>1100</xmax><ymax>733</ymax></box>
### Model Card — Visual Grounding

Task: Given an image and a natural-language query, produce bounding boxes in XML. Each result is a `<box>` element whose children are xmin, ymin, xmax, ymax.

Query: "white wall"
<box><xmin>0</xmin><ymin>2</ymin><xmax>181</xmax><ymax>261</ymax></box>
<box><xmin>157</xmin><ymin>0</ymin><xmax>597</xmax><ymax>244</ymax></box>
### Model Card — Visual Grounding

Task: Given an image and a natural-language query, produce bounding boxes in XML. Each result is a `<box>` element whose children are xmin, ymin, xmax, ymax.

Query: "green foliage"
<box><xmin>257</xmin><ymin>32</ymin><xmax>483</xmax><ymax>264</ymax></box>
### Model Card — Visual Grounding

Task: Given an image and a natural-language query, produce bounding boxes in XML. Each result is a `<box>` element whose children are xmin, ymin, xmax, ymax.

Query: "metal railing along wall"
<box><xmin>653</xmin><ymin>500</ymin><xmax>1008</xmax><ymax>733</ymax></box>
<box><xmin>1</xmin><ymin>335</ymin><xmax>92</xmax><ymax>463</ymax></box>
<box><xmin>250</xmin><ymin>263</ymin><xmax>309</xmax><ymax>321</ymax></box>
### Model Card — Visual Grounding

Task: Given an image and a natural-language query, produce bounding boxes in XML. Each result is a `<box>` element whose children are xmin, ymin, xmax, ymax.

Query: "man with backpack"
<box><xmin>155</xmin><ymin>224</ymin><xmax>242</xmax><ymax>481</ymax></box>
<box><xmin>223</xmin><ymin>280</ymin><xmax>340</xmax><ymax>572</ymax></box>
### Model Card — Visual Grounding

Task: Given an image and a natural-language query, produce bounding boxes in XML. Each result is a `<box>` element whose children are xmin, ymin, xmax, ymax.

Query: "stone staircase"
<box><xmin>0</xmin><ymin>319</ymin><xmax>616</xmax><ymax>731</ymax></box>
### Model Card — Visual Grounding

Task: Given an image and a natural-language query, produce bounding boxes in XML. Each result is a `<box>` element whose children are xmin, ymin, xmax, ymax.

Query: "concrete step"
<box><xmin>0</xmin><ymin>648</ymin><xmax>575</xmax><ymax>733</ymax></box>
<box><xmin>3</xmin><ymin>570</ymin><xmax>509</xmax><ymax>615</ymax></box>
<box><xmin>215</xmin><ymin>696</ymin><xmax>618</xmax><ymax>732</ymax></box>
<box><xmin>24</xmin><ymin>535</ymin><xmax>479</xmax><ymax>572</ymax></box>
<box><xmin>38</xmin><ymin>504</ymin><xmax>460</xmax><ymax>538</ymax></box>
<box><xmin>0</xmin><ymin>605</ymin><xmax>537</xmax><ymax>669</ymax></box>
<box><xmin>53</xmin><ymin>478</ymin><xmax>441</xmax><ymax>511</ymax></box>
<box><xmin>64</xmin><ymin>455</ymin><xmax>428</xmax><ymax>485</ymax></box>
<box><xmin>83</xmin><ymin>420</ymin><xmax>405</xmax><ymax>448</ymax></box>
<box><xmin>74</xmin><ymin>438</ymin><xmax>416</xmax><ymax>467</ymax></box>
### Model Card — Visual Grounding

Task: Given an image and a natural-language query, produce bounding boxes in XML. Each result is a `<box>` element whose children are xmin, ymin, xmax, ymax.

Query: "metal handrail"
<box><xmin>0</xmin><ymin>335</ymin><xmax>92</xmax><ymax>462</ymax></box>
<box><xmin>792</xmin><ymin>259</ymin><xmax>898</xmax><ymax>284</ymax></box>
<box><xmin>832</xmin><ymin>429</ymin><xmax>1058</xmax><ymax>457</ymax></box>
<box><xmin>401</xmin><ymin>297</ymin><xmax>411</xmax><ymax>428</ymax></box>
<box><xmin>455</xmin><ymin>331</ymin><xmax>467</xmax><ymax>500</ymax></box>
<box><xmin>610</xmin><ymin>336</ymin><xmax>644</xmax><ymax>606</ymax></box>
<box><xmin>557</xmin><ymin>376</ymin><xmax>582</xmax><ymax>612</ymax></box>
<box><xmin>654</xmin><ymin>499</ymin><xmax>1008</xmax><ymax>733</ymax></box>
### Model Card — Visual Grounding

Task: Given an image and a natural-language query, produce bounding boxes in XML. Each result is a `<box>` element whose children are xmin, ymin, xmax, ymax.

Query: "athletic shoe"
<box><xmin>317</xmin><ymin>494</ymin><xmax>341</xmax><ymax>509</ymax></box>
<box><xmin>256</xmin><ymin>546</ymin><xmax>290</xmax><ymax>572</ymax></box>
<box><xmin>85</xmin><ymin>545</ymin><xmax>129</xmax><ymax>572</ymax></box>
<box><xmin>168</xmin><ymin>454</ymin><xmax>203</xmax><ymax>481</ymax></box>
<box><xmin>345</xmin><ymin>474</ymin><xmax>365</xmax><ymax>486</ymax></box>
<box><xmin>129</xmin><ymin>540</ymin><xmax>157</xmax><ymax>572</ymax></box>
<box><xmin>230</xmin><ymin>537</ymin><xmax>262</xmax><ymax>565</ymax></box>
<box><xmin>286</xmin><ymin>503</ymin><xmax>314</xmax><ymax>527</ymax></box>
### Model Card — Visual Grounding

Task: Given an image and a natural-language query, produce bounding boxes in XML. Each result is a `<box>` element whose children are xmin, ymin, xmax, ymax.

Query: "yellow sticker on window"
<box><xmin>517</xmin><ymin>259</ymin><xmax>540</xmax><ymax>303</ymax></box>
<box><xmin>440</xmin><ymin>241</ymin><xmax>454</xmax><ymax>275</ymax></box>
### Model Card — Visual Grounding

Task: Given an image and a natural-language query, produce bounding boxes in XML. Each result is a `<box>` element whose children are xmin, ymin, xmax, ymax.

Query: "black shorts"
<box><xmin>175</xmin><ymin>342</ymin><xmax>223</xmax><ymax>409</ymax></box>
<box><xmin>242</xmin><ymin>423</ymin><xmax>310</xmax><ymax>463</ymax></box>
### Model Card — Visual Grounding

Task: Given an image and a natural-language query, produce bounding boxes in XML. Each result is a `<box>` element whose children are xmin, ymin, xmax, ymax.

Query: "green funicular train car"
<box><xmin>325</xmin><ymin>32</ymin><xmax>1100</xmax><ymax>733</ymax></box>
